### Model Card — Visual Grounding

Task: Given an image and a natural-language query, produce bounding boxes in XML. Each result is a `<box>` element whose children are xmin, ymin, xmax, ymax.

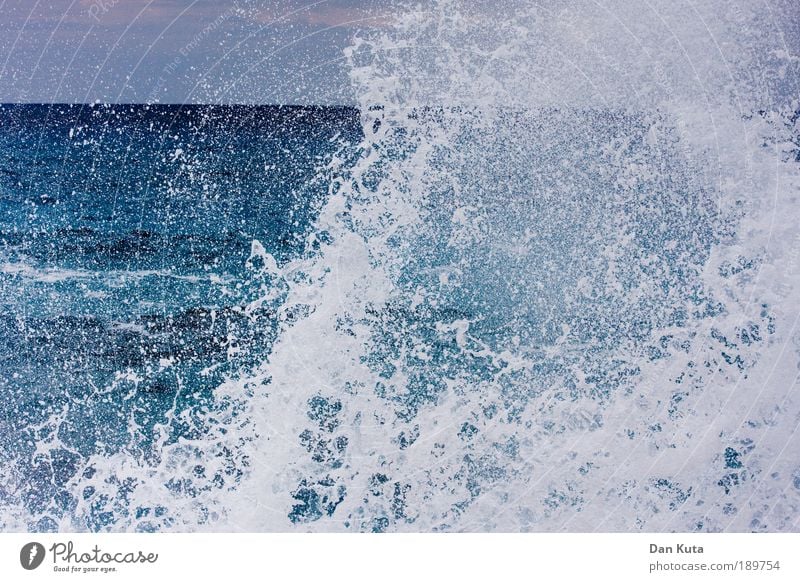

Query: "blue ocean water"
<box><xmin>1</xmin><ymin>1</ymin><xmax>799</xmax><ymax>533</ymax></box>
<box><xmin>0</xmin><ymin>104</ymin><xmax>361</xmax><ymax>530</ymax></box>
<box><xmin>1</xmin><ymin>99</ymin><xmax>798</xmax><ymax>534</ymax></box>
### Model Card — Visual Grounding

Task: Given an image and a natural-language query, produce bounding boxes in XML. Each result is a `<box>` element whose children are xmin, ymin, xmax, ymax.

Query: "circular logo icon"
<box><xmin>20</xmin><ymin>542</ymin><xmax>46</xmax><ymax>570</ymax></box>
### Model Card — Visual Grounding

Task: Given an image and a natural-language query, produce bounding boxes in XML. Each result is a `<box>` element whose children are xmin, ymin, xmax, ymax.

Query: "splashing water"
<box><xmin>2</xmin><ymin>0</ymin><xmax>799</xmax><ymax>532</ymax></box>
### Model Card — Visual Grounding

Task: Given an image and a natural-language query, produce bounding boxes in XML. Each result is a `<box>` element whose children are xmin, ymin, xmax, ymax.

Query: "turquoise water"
<box><xmin>0</xmin><ymin>104</ymin><xmax>360</xmax><ymax>530</ymax></box>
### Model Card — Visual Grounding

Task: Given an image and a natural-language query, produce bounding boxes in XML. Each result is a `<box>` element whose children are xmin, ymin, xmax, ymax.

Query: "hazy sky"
<box><xmin>1</xmin><ymin>0</ymin><xmax>797</xmax><ymax>105</ymax></box>
<box><xmin>0</xmin><ymin>0</ymin><xmax>391</xmax><ymax>104</ymax></box>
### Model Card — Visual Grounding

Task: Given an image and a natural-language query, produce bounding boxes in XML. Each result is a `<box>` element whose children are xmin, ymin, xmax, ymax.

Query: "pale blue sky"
<box><xmin>0</xmin><ymin>0</ymin><xmax>391</xmax><ymax>104</ymax></box>
<box><xmin>0</xmin><ymin>0</ymin><xmax>797</xmax><ymax>105</ymax></box>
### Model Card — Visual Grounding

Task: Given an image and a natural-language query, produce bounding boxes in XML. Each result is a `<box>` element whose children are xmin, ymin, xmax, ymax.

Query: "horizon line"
<box><xmin>0</xmin><ymin>102</ymin><xmax>358</xmax><ymax>108</ymax></box>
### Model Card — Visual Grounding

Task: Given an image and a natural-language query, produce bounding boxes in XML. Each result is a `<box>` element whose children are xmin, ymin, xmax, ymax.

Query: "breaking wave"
<box><xmin>1</xmin><ymin>0</ymin><xmax>799</xmax><ymax>532</ymax></box>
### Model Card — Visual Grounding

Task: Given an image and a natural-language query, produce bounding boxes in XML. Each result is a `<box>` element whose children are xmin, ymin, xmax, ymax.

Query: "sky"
<box><xmin>0</xmin><ymin>0</ymin><xmax>797</xmax><ymax>105</ymax></box>
<box><xmin>0</xmin><ymin>0</ymin><xmax>392</xmax><ymax>104</ymax></box>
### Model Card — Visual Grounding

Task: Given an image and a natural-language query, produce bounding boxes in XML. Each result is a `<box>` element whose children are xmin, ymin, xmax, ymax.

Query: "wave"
<box><xmin>0</xmin><ymin>259</ymin><xmax>236</xmax><ymax>285</ymax></box>
<box><xmin>1</xmin><ymin>0</ymin><xmax>799</xmax><ymax>532</ymax></box>
<box><xmin>226</xmin><ymin>0</ymin><xmax>800</xmax><ymax>533</ymax></box>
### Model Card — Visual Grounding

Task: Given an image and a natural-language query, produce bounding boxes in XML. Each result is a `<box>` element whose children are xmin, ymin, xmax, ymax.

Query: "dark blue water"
<box><xmin>0</xmin><ymin>104</ymin><xmax>360</xmax><ymax>530</ymax></box>
<box><xmin>1</xmin><ymin>102</ymin><xmax>796</xmax><ymax>534</ymax></box>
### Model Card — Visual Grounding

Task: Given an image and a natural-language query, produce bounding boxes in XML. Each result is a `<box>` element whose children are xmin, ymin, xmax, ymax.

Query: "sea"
<box><xmin>1</xmin><ymin>0</ymin><xmax>799</xmax><ymax>533</ymax></box>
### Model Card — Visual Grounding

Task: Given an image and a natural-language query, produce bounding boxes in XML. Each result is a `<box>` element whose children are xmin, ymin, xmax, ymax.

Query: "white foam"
<box><xmin>4</xmin><ymin>0</ymin><xmax>798</xmax><ymax>533</ymax></box>
<box><xmin>221</xmin><ymin>0</ymin><xmax>800</xmax><ymax>532</ymax></box>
